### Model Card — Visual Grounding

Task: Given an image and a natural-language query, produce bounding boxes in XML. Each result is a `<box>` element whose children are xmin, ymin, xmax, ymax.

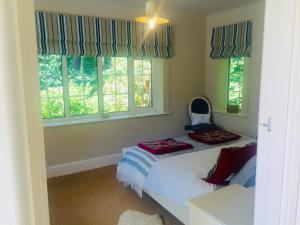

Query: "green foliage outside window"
<box><xmin>38</xmin><ymin>55</ymin><xmax>153</xmax><ymax>119</ymax></box>
<box><xmin>134</xmin><ymin>60</ymin><xmax>152</xmax><ymax>108</ymax></box>
<box><xmin>38</xmin><ymin>55</ymin><xmax>64</xmax><ymax>119</ymax></box>
<box><xmin>227</xmin><ymin>57</ymin><xmax>244</xmax><ymax>113</ymax></box>
<box><xmin>102</xmin><ymin>57</ymin><xmax>129</xmax><ymax>113</ymax></box>
<box><xmin>67</xmin><ymin>56</ymin><xmax>99</xmax><ymax>116</ymax></box>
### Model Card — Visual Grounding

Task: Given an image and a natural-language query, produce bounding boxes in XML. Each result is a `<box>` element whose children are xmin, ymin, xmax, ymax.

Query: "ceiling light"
<box><xmin>135</xmin><ymin>0</ymin><xmax>169</xmax><ymax>29</ymax></box>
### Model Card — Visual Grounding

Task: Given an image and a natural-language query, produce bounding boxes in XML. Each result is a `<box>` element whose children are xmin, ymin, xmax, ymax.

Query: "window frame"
<box><xmin>42</xmin><ymin>56</ymin><xmax>166</xmax><ymax>127</ymax></box>
<box><xmin>226</xmin><ymin>57</ymin><xmax>250</xmax><ymax>116</ymax></box>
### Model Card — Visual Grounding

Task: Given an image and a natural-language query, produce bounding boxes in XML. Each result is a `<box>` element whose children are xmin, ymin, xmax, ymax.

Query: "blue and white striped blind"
<box><xmin>210</xmin><ymin>21</ymin><xmax>252</xmax><ymax>59</ymax></box>
<box><xmin>35</xmin><ymin>11</ymin><xmax>173</xmax><ymax>58</ymax></box>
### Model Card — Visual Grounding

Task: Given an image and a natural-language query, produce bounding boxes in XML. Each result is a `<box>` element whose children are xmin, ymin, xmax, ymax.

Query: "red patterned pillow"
<box><xmin>188</xmin><ymin>129</ymin><xmax>240</xmax><ymax>145</ymax></box>
<box><xmin>202</xmin><ymin>143</ymin><xmax>257</xmax><ymax>185</ymax></box>
<box><xmin>138</xmin><ymin>138</ymin><xmax>193</xmax><ymax>155</ymax></box>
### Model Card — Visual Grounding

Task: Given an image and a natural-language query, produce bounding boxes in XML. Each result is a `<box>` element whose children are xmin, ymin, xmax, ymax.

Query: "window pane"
<box><xmin>103</xmin><ymin>95</ymin><xmax>116</xmax><ymax>112</ymax></box>
<box><xmin>38</xmin><ymin>55</ymin><xmax>64</xmax><ymax>119</ymax></box>
<box><xmin>116</xmin><ymin>94</ymin><xmax>129</xmax><ymax>112</ymax></box>
<box><xmin>41</xmin><ymin>99</ymin><xmax>49</xmax><ymax>119</ymax></box>
<box><xmin>228</xmin><ymin>57</ymin><xmax>244</xmax><ymax>112</ymax></box>
<box><xmin>103</xmin><ymin>57</ymin><xmax>114</xmax><ymax>75</ymax></box>
<box><xmin>134</xmin><ymin>59</ymin><xmax>152</xmax><ymax>108</ymax></box>
<box><xmin>115</xmin><ymin>58</ymin><xmax>127</xmax><ymax>75</ymax></box>
<box><xmin>69</xmin><ymin>97</ymin><xmax>85</xmax><ymax>116</ymax></box>
<box><xmin>67</xmin><ymin>56</ymin><xmax>99</xmax><ymax>116</ymax></box>
<box><xmin>134</xmin><ymin>60</ymin><xmax>143</xmax><ymax>74</ymax></box>
<box><xmin>102</xmin><ymin>57</ymin><xmax>128</xmax><ymax>113</ymax></box>
<box><xmin>103</xmin><ymin>75</ymin><xmax>115</xmax><ymax>95</ymax></box>
<box><xmin>116</xmin><ymin>76</ymin><xmax>128</xmax><ymax>94</ymax></box>
<box><xmin>143</xmin><ymin>60</ymin><xmax>152</xmax><ymax>75</ymax></box>
<box><xmin>48</xmin><ymin>98</ymin><xmax>65</xmax><ymax>117</ymax></box>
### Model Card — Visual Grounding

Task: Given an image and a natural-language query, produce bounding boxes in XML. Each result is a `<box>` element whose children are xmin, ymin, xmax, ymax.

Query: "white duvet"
<box><xmin>143</xmin><ymin>139</ymin><xmax>254</xmax><ymax>206</ymax></box>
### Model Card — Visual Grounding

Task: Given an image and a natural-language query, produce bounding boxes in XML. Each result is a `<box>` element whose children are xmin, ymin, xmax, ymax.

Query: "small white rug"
<box><xmin>118</xmin><ymin>210</ymin><xmax>165</xmax><ymax>225</ymax></box>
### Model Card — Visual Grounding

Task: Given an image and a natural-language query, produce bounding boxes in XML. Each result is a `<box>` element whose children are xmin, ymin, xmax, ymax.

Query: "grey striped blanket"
<box><xmin>117</xmin><ymin>147</ymin><xmax>159</xmax><ymax>197</ymax></box>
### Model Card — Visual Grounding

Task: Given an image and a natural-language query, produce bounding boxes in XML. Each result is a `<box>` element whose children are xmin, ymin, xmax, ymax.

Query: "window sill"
<box><xmin>212</xmin><ymin>110</ymin><xmax>248</xmax><ymax>118</ymax></box>
<box><xmin>43</xmin><ymin>111</ymin><xmax>171</xmax><ymax>128</ymax></box>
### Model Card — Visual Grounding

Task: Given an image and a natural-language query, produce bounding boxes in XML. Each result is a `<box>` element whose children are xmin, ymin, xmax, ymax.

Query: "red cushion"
<box><xmin>188</xmin><ymin>129</ymin><xmax>240</xmax><ymax>145</ymax></box>
<box><xmin>137</xmin><ymin>138</ymin><xmax>193</xmax><ymax>155</ymax></box>
<box><xmin>202</xmin><ymin>143</ymin><xmax>257</xmax><ymax>185</ymax></box>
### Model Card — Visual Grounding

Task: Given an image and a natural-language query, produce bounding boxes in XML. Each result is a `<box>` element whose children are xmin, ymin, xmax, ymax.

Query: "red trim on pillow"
<box><xmin>188</xmin><ymin>129</ymin><xmax>240</xmax><ymax>145</ymax></box>
<box><xmin>202</xmin><ymin>143</ymin><xmax>257</xmax><ymax>185</ymax></box>
<box><xmin>138</xmin><ymin>138</ymin><xmax>193</xmax><ymax>155</ymax></box>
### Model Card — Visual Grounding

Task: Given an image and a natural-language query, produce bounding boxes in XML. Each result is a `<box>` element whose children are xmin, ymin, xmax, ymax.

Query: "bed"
<box><xmin>118</xmin><ymin>136</ymin><xmax>255</xmax><ymax>224</ymax></box>
<box><xmin>117</xmin><ymin>97</ymin><xmax>256</xmax><ymax>224</ymax></box>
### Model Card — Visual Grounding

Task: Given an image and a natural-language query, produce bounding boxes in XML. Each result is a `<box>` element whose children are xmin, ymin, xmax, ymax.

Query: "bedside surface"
<box><xmin>188</xmin><ymin>184</ymin><xmax>255</xmax><ymax>225</ymax></box>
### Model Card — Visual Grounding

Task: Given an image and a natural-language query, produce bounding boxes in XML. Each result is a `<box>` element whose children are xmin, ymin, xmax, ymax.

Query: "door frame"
<box><xmin>0</xmin><ymin>0</ymin><xmax>50</xmax><ymax>224</ymax></box>
<box><xmin>254</xmin><ymin>0</ymin><xmax>300</xmax><ymax>224</ymax></box>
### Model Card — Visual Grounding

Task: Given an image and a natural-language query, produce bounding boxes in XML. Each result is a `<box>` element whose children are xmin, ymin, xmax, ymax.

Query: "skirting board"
<box><xmin>47</xmin><ymin>153</ymin><xmax>122</xmax><ymax>178</ymax></box>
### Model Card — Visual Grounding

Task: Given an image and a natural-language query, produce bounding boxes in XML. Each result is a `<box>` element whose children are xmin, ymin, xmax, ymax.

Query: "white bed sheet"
<box><xmin>143</xmin><ymin>138</ymin><xmax>254</xmax><ymax>207</ymax></box>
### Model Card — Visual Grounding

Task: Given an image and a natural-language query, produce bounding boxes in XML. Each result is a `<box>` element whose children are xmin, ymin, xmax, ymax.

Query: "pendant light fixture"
<box><xmin>135</xmin><ymin>0</ymin><xmax>169</xmax><ymax>29</ymax></box>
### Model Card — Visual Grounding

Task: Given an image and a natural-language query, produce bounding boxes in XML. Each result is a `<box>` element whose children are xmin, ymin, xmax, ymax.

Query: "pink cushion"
<box><xmin>188</xmin><ymin>129</ymin><xmax>240</xmax><ymax>145</ymax></box>
<box><xmin>138</xmin><ymin>139</ymin><xmax>193</xmax><ymax>155</ymax></box>
<box><xmin>202</xmin><ymin>143</ymin><xmax>257</xmax><ymax>185</ymax></box>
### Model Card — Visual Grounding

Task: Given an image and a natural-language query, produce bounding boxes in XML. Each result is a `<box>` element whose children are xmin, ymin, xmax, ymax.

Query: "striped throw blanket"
<box><xmin>117</xmin><ymin>147</ymin><xmax>159</xmax><ymax>197</ymax></box>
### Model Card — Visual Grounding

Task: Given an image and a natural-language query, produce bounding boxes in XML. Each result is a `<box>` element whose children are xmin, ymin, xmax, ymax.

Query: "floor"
<box><xmin>47</xmin><ymin>165</ymin><xmax>183</xmax><ymax>225</ymax></box>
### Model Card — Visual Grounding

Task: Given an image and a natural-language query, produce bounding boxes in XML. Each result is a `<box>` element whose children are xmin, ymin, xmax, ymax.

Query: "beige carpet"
<box><xmin>48</xmin><ymin>165</ymin><xmax>183</xmax><ymax>225</ymax></box>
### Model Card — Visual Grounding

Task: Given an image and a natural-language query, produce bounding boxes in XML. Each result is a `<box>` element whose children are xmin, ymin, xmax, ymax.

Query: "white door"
<box><xmin>254</xmin><ymin>0</ymin><xmax>300</xmax><ymax>224</ymax></box>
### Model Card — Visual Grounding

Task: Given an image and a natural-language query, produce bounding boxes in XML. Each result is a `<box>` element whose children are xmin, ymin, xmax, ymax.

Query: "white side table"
<box><xmin>188</xmin><ymin>184</ymin><xmax>255</xmax><ymax>225</ymax></box>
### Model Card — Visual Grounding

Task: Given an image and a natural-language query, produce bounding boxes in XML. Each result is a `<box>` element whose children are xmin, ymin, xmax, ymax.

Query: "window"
<box><xmin>38</xmin><ymin>55</ymin><xmax>164</xmax><ymax>125</ymax></box>
<box><xmin>67</xmin><ymin>56</ymin><xmax>99</xmax><ymax>116</ymax></box>
<box><xmin>102</xmin><ymin>57</ymin><xmax>129</xmax><ymax>113</ymax></box>
<box><xmin>134</xmin><ymin>60</ymin><xmax>152</xmax><ymax>108</ymax></box>
<box><xmin>227</xmin><ymin>57</ymin><xmax>245</xmax><ymax>113</ymax></box>
<box><xmin>38</xmin><ymin>55</ymin><xmax>64</xmax><ymax>119</ymax></box>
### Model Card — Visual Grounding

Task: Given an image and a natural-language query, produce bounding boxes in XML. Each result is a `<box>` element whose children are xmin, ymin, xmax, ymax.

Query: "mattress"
<box><xmin>143</xmin><ymin>138</ymin><xmax>255</xmax><ymax>207</ymax></box>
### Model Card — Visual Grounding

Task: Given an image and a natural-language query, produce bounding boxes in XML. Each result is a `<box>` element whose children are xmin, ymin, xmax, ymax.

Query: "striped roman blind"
<box><xmin>210</xmin><ymin>21</ymin><xmax>252</xmax><ymax>59</ymax></box>
<box><xmin>35</xmin><ymin>11</ymin><xmax>173</xmax><ymax>58</ymax></box>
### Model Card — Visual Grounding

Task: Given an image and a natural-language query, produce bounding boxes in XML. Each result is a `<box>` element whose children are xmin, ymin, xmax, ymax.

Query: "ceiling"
<box><xmin>36</xmin><ymin>0</ymin><xmax>262</xmax><ymax>15</ymax></box>
<box><xmin>82</xmin><ymin>0</ymin><xmax>261</xmax><ymax>14</ymax></box>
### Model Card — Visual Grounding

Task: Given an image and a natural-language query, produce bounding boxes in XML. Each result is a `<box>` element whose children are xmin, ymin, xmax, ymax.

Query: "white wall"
<box><xmin>0</xmin><ymin>0</ymin><xmax>49</xmax><ymax>224</ymax></box>
<box><xmin>34</xmin><ymin>0</ymin><xmax>206</xmax><ymax>166</ymax></box>
<box><xmin>204</xmin><ymin>2</ymin><xmax>265</xmax><ymax>138</ymax></box>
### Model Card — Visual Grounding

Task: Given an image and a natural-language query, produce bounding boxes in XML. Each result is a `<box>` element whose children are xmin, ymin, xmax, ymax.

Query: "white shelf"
<box><xmin>188</xmin><ymin>185</ymin><xmax>255</xmax><ymax>225</ymax></box>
